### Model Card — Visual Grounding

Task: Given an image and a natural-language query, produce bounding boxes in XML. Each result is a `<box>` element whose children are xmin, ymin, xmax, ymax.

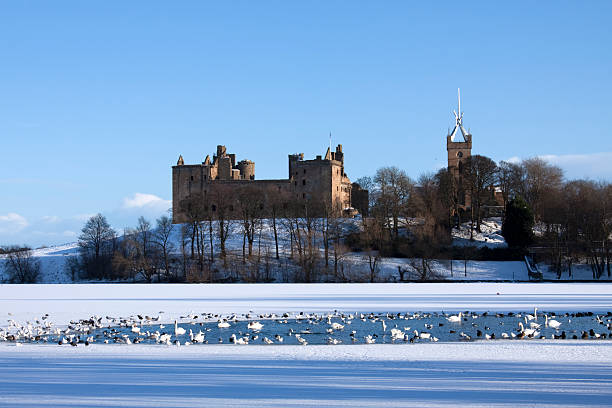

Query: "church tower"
<box><xmin>446</xmin><ymin>88</ymin><xmax>472</xmax><ymax>207</ymax></box>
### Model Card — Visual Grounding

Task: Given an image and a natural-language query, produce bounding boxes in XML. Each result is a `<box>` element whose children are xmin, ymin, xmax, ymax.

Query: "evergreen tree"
<box><xmin>502</xmin><ymin>197</ymin><xmax>534</xmax><ymax>248</ymax></box>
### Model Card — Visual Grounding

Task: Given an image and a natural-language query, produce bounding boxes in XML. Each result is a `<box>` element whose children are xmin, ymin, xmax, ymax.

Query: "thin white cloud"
<box><xmin>504</xmin><ymin>156</ymin><xmax>521</xmax><ymax>164</ymax></box>
<box><xmin>538</xmin><ymin>152</ymin><xmax>612</xmax><ymax>165</ymax></box>
<box><xmin>72</xmin><ymin>213</ymin><xmax>96</xmax><ymax>221</ymax></box>
<box><xmin>41</xmin><ymin>215</ymin><xmax>61</xmax><ymax>223</ymax></box>
<box><xmin>0</xmin><ymin>213</ymin><xmax>29</xmax><ymax>234</ymax></box>
<box><xmin>30</xmin><ymin>230</ymin><xmax>77</xmax><ymax>238</ymax></box>
<box><xmin>122</xmin><ymin>193</ymin><xmax>171</xmax><ymax>211</ymax></box>
<box><xmin>505</xmin><ymin>152</ymin><xmax>612</xmax><ymax>180</ymax></box>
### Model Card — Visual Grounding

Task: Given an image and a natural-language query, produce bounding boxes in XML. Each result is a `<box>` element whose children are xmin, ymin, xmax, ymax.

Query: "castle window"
<box><xmin>211</xmin><ymin>204</ymin><xmax>217</xmax><ymax>212</ymax></box>
<box><xmin>190</xmin><ymin>176</ymin><xmax>194</xmax><ymax>181</ymax></box>
<box><xmin>302</xmin><ymin>193</ymin><xmax>306</xmax><ymax>199</ymax></box>
<box><xmin>457</xmin><ymin>151</ymin><xmax>463</xmax><ymax>158</ymax></box>
<box><xmin>302</xmin><ymin>179</ymin><xmax>306</xmax><ymax>185</ymax></box>
<box><xmin>303</xmin><ymin>169</ymin><xmax>306</xmax><ymax>174</ymax></box>
<box><xmin>229</xmin><ymin>205</ymin><xmax>234</xmax><ymax>212</ymax></box>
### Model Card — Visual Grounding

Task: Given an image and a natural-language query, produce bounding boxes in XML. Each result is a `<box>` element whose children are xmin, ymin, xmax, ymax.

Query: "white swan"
<box><xmin>419</xmin><ymin>331</ymin><xmax>431</xmax><ymax>340</ymax></box>
<box><xmin>545</xmin><ymin>315</ymin><xmax>562</xmax><ymax>329</ymax></box>
<box><xmin>192</xmin><ymin>330</ymin><xmax>205</xmax><ymax>343</ymax></box>
<box><xmin>525</xmin><ymin>307</ymin><xmax>538</xmax><ymax>321</ymax></box>
<box><xmin>390</xmin><ymin>328</ymin><xmax>404</xmax><ymax>340</ymax></box>
<box><xmin>447</xmin><ymin>312</ymin><xmax>463</xmax><ymax>323</ymax></box>
<box><xmin>174</xmin><ymin>321</ymin><xmax>186</xmax><ymax>336</ymax></box>
<box><xmin>331</xmin><ymin>322</ymin><xmax>344</xmax><ymax>330</ymax></box>
<box><xmin>247</xmin><ymin>321</ymin><xmax>264</xmax><ymax>331</ymax></box>
<box><xmin>518</xmin><ymin>322</ymin><xmax>537</xmax><ymax>337</ymax></box>
<box><xmin>217</xmin><ymin>320</ymin><xmax>230</xmax><ymax>328</ymax></box>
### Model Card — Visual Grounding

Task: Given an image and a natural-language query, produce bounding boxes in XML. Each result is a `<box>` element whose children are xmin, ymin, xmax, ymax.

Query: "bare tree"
<box><xmin>211</xmin><ymin>189</ymin><xmax>234</xmax><ymax>265</ymax></box>
<box><xmin>372</xmin><ymin>166</ymin><xmax>415</xmax><ymax>239</ymax></box>
<box><xmin>179</xmin><ymin>223</ymin><xmax>191</xmax><ymax>280</ymax></box>
<box><xmin>179</xmin><ymin>193</ymin><xmax>217</xmax><ymax>275</ymax></box>
<box><xmin>436</xmin><ymin>168</ymin><xmax>460</xmax><ymax>228</ymax></box>
<box><xmin>463</xmin><ymin>155</ymin><xmax>498</xmax><ymax>236</ymax></box>
<box><xmin>3</xmin><ymin>246</ymin><xmax>40</xmax><ymax>283</ymax></box>
<box><xmin>112</xmin><ymin>229</ymin><xmax>140</xmax><ymax>281</ymax></box>
<box><xmin>521</xmin><ymin>157</ymin><xmax>564</xmax><ymax>222</ymax></box>
<box><xmin>135</xmin><ymin>216</ymin><xmax>158</xmax><ymax>281</ymax></box>
<box><xmin>78</xmin><ymin>213</ymin><xmax>116</xmax><ymax>279</ymax></box>
<box><xmin>321</xmin><ymin>198</ymin><xmax>340</xmax><ymax>270</ymax></box>
<box><xmin>361</xmin><ymin>217</ymin><xmax>385</xmax><ymax>283</ymax></box>
<box><xmin>237</xmin><ymin>188</ymin><xmax>264</xmax><ymax>260</ymax></box>
<box><xmin>154</xmin><ymin>215</ymin><xmax>175</xmax><ymax>280</ymax></box>
<box><xmin>270</xmin><ymin>198</ymin><xmax>282</xmax><ymax>260</ymax></box>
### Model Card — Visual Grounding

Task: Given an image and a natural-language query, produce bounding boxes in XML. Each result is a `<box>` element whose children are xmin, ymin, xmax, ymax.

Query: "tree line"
<box><xmin>357</xmin><ymin>155</ymin><xmax>611</xmax><ymax>279</ymax></box>
<box><xmin>3</xmin><ymin>156</ymin><xmax>610</xmax><ymax>283</ymax></box>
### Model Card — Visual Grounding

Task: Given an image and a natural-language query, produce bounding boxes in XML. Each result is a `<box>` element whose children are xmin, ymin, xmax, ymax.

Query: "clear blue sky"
<box><xmin>1</xmin><ymin>1</ymin><xmax>611</xmax><ymax>246</ymax></box>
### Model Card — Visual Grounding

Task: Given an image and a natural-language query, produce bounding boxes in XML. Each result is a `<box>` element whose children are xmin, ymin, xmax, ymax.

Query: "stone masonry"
<box><xmin>172</xmin><ymin>144</ymin><xmax>368</xmax><ymax>223</ymax></box>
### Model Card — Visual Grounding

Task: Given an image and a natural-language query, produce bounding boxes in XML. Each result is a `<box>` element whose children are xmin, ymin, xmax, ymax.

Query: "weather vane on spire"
<box><xmin>449</xmin><ymin>88</ymin><xmax>470</xmax><ymax>142</ymax></box>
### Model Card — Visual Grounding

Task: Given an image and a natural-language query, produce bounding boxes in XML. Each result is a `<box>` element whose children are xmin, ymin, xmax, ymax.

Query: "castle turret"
<box><xmin>237</xmin><ymin>160</ymin><xmax>255</xmax><ymax>180</ymax></box>
<box><xmin>333</xmin><ymin>144</ymin><xmax>344</xmax><ymax>164</ymax></box>
<box><xmin>217</xmin><ymin>145</ymin><xmax>227</xmax><ymax>158</ymax></box>
<box><xmin>218</xmin><ymin>156</ymin><xmax>232</xmax><ymax>180</ymax></box>
<box><xmin>288</xmin><ymin>153</ymin><xmax>304</xmax><ymax>178</ymax></box>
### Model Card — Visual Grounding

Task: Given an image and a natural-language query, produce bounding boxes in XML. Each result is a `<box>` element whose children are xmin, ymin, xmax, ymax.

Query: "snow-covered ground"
<box><xmin>1</xmin><ymin>341</ymin><xmax>611</xmax><ymax>407</ymax></box>
<box><xmin>452</xmin><ymin>217</ymin><xmax>507</xmax><ymax>248</ymax></box>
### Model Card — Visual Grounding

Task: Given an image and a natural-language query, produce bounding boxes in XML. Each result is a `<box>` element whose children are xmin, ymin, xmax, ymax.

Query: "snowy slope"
<box><xmin>1</xmin><ymin>217</ymin><xmax>607</xmax><ymax>282</ymax></box>
<box><xmin>452</xmin><ymin>217</ymin><xmax>507</xmax><ymax>248</ymax></box>
<box><xmin>0</xmin><ymin>243</ymin><xmax>77</xmax><ymax>283</ymax></box>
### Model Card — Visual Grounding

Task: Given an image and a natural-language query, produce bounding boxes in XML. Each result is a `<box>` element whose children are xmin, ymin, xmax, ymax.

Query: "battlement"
<box><xmin>175</xmin><ymin>145</ymin><xmax>255</xmax><ymax>181</ymax></box>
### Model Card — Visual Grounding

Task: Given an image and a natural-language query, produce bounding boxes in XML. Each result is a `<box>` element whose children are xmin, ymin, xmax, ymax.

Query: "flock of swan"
<box><xmin>1</xmin><ymin>308</ymin><xmax>611</xmax><ymax>347</ymax></box>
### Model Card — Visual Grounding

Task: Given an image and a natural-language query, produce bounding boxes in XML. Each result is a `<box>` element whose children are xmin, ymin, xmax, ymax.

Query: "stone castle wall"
<box><xmin>172</xmin><ymin>144</ymin><xmax>367</xmax><ymax>223</ymax></box>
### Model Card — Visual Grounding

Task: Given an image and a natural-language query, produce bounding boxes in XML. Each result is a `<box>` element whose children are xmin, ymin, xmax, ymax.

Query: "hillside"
<box><xmin>1</xmin><ymin>217</ymin><xmax>607</xmax><ymax>283</ymax></box>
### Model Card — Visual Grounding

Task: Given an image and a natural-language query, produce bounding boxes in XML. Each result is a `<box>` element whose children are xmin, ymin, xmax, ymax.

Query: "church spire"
<box><xmin>449</xmin><ymin>88</ymin><xmax>470</xmax><ymax>142</ymax></box>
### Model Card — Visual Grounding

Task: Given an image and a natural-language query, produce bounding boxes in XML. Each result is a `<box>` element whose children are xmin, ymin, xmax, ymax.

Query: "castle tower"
<box><xmin>446</xmin><ymin>88</ymin><xmax>472</xmax><ymax>207</ymax></box>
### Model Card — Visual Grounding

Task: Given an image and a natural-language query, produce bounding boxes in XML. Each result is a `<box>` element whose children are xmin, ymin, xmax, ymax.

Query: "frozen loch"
<box><xmin>1</xmin><ymin>283</ymin><xmax>612</xmax><ymax>407</ymax></box>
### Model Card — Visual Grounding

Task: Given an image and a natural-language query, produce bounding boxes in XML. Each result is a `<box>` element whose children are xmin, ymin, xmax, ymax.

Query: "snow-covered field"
<box><xmin>2</xmin><ymin>283</ymin><xmax>612</xmax><ymax>407</ymax></box>
<box><xmin>1</xmin><ymin>341</ymin><xmax>611</xmax><ymax>407</ymax></box>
